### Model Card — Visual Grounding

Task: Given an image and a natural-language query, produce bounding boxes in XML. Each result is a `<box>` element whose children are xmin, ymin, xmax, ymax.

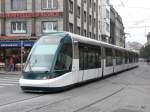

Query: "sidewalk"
<box><xmin>0</xmin><ymin>71</ymin><xmax>22</xmax><ymax>75</ymax></box>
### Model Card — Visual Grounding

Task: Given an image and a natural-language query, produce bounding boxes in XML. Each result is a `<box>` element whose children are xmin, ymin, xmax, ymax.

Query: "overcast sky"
<box><xmin>110</xmin><ymin>0</ymin><xmax>150</xmax><ymax>44</ymax></box>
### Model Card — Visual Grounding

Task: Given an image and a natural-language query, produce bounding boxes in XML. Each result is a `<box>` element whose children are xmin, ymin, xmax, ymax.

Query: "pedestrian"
<box><xmin>0</xmin><ymin>55</ymin><xmax>2</xmax><ymax>63</ymax></box>
<box><xmin>8</xmin><ymin>56</ymin><xmax>14</xmax><ymax>71</ymax></box>
<box><xmin>147</xmin><ymin>57</ymin><xmax>150</xmax><ymax>65</ymax></box>
<box><xmin>14</xmin><ymin>55</ymin><xmax>17</xmax><ymax>71</ymax></box>
<box><xmin>5</xmin><ymin>57</ymin><xmax>8</xmax><ymax>71</ymax></box>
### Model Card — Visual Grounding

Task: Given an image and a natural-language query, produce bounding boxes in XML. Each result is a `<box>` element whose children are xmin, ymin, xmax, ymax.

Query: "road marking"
<box><xmin>0</xmin><ymin>78</ymin><xmax>18</xmax><ymax>82</ymax></box>
<box><xmin>0</xmin><ymin>81</ymin><xmax>18</xmax><ymax>84</ymax></box>
<box><xmin>0</xmin><ymin>77</ymin><xmax>19</xmax><ymax>88</ymax></box>
<box><xmin>0</xmin><ymin>83</ymin><xmax>15</xmax><ymax>86</ymax></box>
<box><xmin>0</xmin><ymin>77</ymin><xmax>19</xmax><ymax>80</ymax></box>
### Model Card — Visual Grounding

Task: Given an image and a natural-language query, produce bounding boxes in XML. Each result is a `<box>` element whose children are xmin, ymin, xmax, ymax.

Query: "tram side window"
<box><xmin>98</xmin><ymin>49</ymin><xmax>101</xmax><ymax>68</ymax></box>
<box><xmin>79</xmin><ymin>46</ymin><xmax>84</xmax><ymax>70</ymax></box>
<box><xmin>79</xmin><ymin>44</ymin><xmax>101</xmax><ymax>70</ymax></box>
<box><xmin>54</xmin><ymin>37</ymin><xmax>72</xmax><ymax>72</ymax></box>
<box><xmin>84</xmin><ymin>47</ymin><xmax>88</xmax><ymax>70</ymax></box>
<box><xmin>105</xmin><ymin>48</ymin><xmax>113</xmax><ymax>67</ymax></box>
<box><xmin>136</xmin><ymin>54</ymin><xmax>139</xmax><ymax>62</ymax></box>
<box><xmin>125</xmin><ymin>52</ymin><xmax>128</xmax><ymax>64</ymax></box>
<box><xmin>88</xmin><ymin>48</ymin><xmax>95</xmax><ymax>69</ymax></box>
<box><xmin>129</xmin><ymin>53</ymin><xmax>133</xmax><ymax>63</ymax></box>
<box><xmin>133</xmin><ymin>54</ymin><xmax>136</xmax><ymax>63</ymax></box>
<box><xmin>116</xmin><ymin>50</ymin><xmax>123</xmax><ymax>65</ymax></box>
<box><xmin>95</xmin><ymin>51</ymin><xmax>100</xmax><ymax>68</ymax></box>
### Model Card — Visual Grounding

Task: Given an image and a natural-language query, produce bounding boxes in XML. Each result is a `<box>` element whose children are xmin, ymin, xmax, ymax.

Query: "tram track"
<box><xmin>73</xmin><ymin>87</ymin><xmax>124</xmax><ymax>112</ymax></box>
<box><xmin>25</xmin><ymin>97</ymin><xmax>72</xmax><ymax>112</ymax></box>
<box><xmin>0</xmin><ymin>76</ymin><xmax>125</xmax><ymax>112</ymax></box>
<box><xmin>16</xmin><ymin>86</ymin><xmax>125</xmax><ymax>112</ymax></box>
<box><xmin>0</xmin><ymin>94</ymin><xmax>44</xmax><ymax>107</ymax></box>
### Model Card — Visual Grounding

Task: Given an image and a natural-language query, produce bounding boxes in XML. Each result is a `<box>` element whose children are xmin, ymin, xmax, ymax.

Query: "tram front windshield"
<box><xmin>23</xmin><ymin>34</ymin><xmax>73</xmax><ymax>80</ymax></box>
<box><xmin>24</xmin><ymin>35</ymin><xmax>61</xmax><ymax>72</ymax></box>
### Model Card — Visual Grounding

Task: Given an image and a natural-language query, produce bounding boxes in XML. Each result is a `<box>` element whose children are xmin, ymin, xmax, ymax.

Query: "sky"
<box><xmin>110</xmin><ymin>0</ymin><xmax>150</xmax><ymax>45</ymax></box>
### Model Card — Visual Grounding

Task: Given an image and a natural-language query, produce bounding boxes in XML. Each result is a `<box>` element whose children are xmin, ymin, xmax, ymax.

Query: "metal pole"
<box><xmin>21</xmin><ymin>41</ymin><xmax>23</xmax><ymax>72</ymax></box>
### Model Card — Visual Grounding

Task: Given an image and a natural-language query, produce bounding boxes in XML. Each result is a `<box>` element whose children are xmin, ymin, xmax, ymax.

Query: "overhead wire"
<box><xmin>118</xmin><ymin>0</ymin><xmax>136</xmax><ymax>24</ymax></box>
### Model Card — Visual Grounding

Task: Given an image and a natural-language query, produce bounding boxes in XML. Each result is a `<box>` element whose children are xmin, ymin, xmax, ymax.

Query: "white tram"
<box><xmin>19</xmin><ymin>32</ymin><xmax>139</xmax><ymax>92</ymax></box>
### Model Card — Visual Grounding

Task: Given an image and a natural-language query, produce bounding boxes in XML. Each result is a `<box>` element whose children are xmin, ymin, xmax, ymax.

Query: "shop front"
<box><xmin>0</xmin><ymin>41</ymin><xmax>34</xmax><ymax>71</ymax></box>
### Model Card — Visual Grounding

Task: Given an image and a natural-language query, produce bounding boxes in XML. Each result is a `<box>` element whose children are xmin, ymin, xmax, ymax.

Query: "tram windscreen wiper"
<box><xmin>24</xmin><ymin>55</ymin><xmax>33</xmax><ymax>72</ymax></box>
<box><xmin>26</xmin><ymin>60</ymin><xmax>33</xmax><ymax>72</ymax></box>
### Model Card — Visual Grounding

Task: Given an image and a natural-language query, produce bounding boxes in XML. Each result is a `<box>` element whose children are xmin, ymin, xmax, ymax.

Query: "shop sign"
<box><xmin>0</xmin><ymin>41</ymin><xmax>34</xmax><ymax>47</ymax></box>
<box><xmin>23</xmin><ymin>41</ymin><xmax>34</xmax><ymax>47</ymax></box>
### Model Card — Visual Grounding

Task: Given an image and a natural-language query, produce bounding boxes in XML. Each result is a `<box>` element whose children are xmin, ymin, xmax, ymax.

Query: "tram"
<box><xmin>19</xmin><ymin>32</ymin><xmax>139</xmax><ymax>92</ymax></box>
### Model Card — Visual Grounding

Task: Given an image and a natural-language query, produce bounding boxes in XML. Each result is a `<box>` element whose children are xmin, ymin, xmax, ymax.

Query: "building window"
<box><xmin>106</xmin><ymin>23</ymin><xmax>110</xmax><ymax>32</ymax></box>
<box><xmin>84</xmin><ymin>11</ymin><xmax>86</xmax><ymax>22</ymax></box>
<box><xmin>99</xmin><ymin>6</ymin><xmax>101</xmax><ymax>12</ymax></box>
<box><xmin>84</xmin><ymin>0</ymin><xmax>86</xmax><ymax>4</ymax></box>
<box><xmin>99</xmin><ymin>21</ymin><xmax>101</xmax><ymax>29</ymax></box>
<box><xmin>94</xmin><ymin>3</ymin><xmax>96</xmax><ymax>11</ymax></box>
<box><xmin>77</xmin><ymin>6</ymin><xmax>80</xmax><ymax>18</ymax></box>
<box><xmin>89</xmin><ymin>15</ymin><xmax>92</xmax><ymax>25</ymax></box>
<box><xmin>69</xmin><ymin>0</ymin><xmax>73</xmax><ymax>13</ymax></box>
<box><xmin>106</xmin><ymin>9</ymin><xmax>110</xmax><ymax>19</ymax></box>
<box><xmin>89</xmin><ymin>0</ymin><xmax>92</xmax><ymax>7</ymax></box>
<box><xmin>69</xmin><ymin>23</ymin><xmax>73</xmax><ymax>33</ymax></box>
<box><xmin>84</xmin><ymin>30</ymin><xmax>86</xmax><ymax>36</ymax></box>
<box><xmin>106</xmin><ymin>0</ymin><xmax>110</xmax><ymax>5</ymax></box>
<box><xmin>89</xmin><ymin>32</ymin><xmax>92</xmax><ymax>38</ymax></box>
<box><xmin>77</xmin><ymin>27</ymin><xmax>80</xmax><ymax>35</ymax></box>
<box><xmin>93</xmin><ymin>34</ymin><xmax>96</xmax><ymax>39</ymax></box>
<box><xmin>11</xmin><ymin>22</ymin><xmax>27</xmax><ymax>34</ymax></box>
<box><xmin>11</xmin><ymin>0</ymin><xmax>27</xmax><ymax>11</ymax></box>
<box><xmin>42</xmin><ymin>21</ymin><xmax>57</xmax><ymax>33</ymax></box>
<box><xmin>42</xmin><ymin>0</ymin><xmax>58</xmax><ymax>9</ymax></box>
<box><xmin>93</xmin><ymin>18</ymin><xmax>96</xmax><ymax>27</ymax></box>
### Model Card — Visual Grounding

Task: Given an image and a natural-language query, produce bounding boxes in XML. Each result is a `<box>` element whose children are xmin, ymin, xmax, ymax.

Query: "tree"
<box><xmin>126</xmin><ymin>41</ymin><xmax>142</xmax><ymax>52</ymax></box>
<box><xmin>140</xmin><ymin>45</ymin><xmax>150</xmax><ymax>58</ymax></box>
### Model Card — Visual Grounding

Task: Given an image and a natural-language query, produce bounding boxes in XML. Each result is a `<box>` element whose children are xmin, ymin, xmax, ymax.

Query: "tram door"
<box><xmin>78</xmin><ymin>45</ymin><xmax>85</xmax><ymax>82</ymax></box>
<box><xmin>78</xmin><ymin>45</ymin><xmax>101</xmax><ymax>82</ymax></box>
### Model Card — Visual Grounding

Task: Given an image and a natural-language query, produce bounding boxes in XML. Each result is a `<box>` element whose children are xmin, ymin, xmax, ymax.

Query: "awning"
<box><xmin>0</xmin><ymin>41</ymin><xmax>34</xmax><ymax>47</ymax></box>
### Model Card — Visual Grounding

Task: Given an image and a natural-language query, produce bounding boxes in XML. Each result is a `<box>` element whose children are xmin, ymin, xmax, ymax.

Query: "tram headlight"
<box><xmin>42</xmin><ymin>76</ymin><xmax>49</xmax><ymax>80</ymax></box>
<box><xmin>42</xmin><ymin>74</ymin><xmax>51</xmax><ymax>80</ymax></box>
<box><xmin>42</xmin><ymin>73</ymin><xmax>58</xmax><ymax>80</ymax></box>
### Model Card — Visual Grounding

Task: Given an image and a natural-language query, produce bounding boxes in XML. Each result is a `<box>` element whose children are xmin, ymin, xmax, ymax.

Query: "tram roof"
<box><xmin>43</xmin><ymin>31</ymin><xmax>138</xmax><ymax>54</ymax></box>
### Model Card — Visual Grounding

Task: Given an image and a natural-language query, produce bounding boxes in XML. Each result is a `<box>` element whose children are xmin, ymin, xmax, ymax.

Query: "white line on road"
<box><xmin>0</xmin><ymin>77</ymin><xmax>19</xmax><ymax>79</ymax></box>
<box><xmin>0</xmin><ymin>83</ymin><xmax>16</xmax><ymax>86</ymax></box>
<box><xmin>0</xmin><ymin>81</ymin><xmax>18</xmax><ymax>84</ymax></box>
<box><xmin>0</xmin><ymin>80</ymin><xmax>19</xmax><ymax>82</ymax></box>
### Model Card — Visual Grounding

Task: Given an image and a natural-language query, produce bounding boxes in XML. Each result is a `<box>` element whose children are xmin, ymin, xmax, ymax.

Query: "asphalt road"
<box><xmin>0</xmin><ymin>62</ymin><xmax>150</xmax><ymax>112</ymax></box>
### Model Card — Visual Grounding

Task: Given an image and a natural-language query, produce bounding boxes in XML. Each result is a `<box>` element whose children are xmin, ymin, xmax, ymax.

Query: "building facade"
<box><xmin>110</xmin><ymin>6</ymin><xmax>125</xmax><ymax>48</ymax></box>
<box><xmin>101</xmin><ymin>0</ymin><xmax>110</xmax><ymax>43</ymax></box>
<box><xmin>0</xmin><ymin>0</ymin><xmax>110</xmax><ymax>70</ymax></box>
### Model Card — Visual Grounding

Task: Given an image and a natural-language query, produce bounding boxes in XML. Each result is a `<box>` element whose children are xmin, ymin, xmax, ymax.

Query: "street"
<box><xmin>0</xmin><ymin>62</ymin><xmax>150</xmax><ymax>112</ymax></box>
